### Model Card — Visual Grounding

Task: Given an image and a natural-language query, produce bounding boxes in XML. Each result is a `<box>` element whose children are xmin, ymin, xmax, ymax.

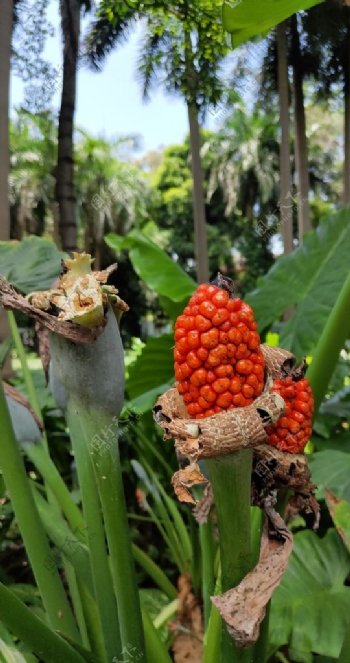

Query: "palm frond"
<box><xmin>137</xmin><ymin>28</ymin><xmax>168</xmax><ymax>100</ymax></box>
<box><xmin>84</xmin><ymin>5</ymin><xmax>136</xmax><ymax>69</ymax></box>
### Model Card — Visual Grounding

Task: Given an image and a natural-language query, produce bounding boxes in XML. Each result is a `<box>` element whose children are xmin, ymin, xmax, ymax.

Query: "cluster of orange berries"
<box><xmin>174</xmin><ymin>282</ymin><xmax>265</xmax><ymax>419</ymax></box>
<box><xmin>174</xmin><ymin>276</ymin><xmax>314</xmax><ymax>454</ymax></box>
<box><xmin>266</xmin><ymin>377</ymin><xmax>314</xmax><ymax>454</ymax></box>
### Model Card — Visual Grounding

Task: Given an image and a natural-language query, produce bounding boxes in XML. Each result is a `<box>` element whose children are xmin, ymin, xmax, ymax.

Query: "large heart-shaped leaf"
<box><xmin>247</xmin><ymin>209</ymin><xmax>350</xmax><ymax>357</ymax></box>
<box><xmin>106</xmin><ymin>231</ymin><xmax>195</xmax><ymax>308</ymax></box>
<box><xmin>270</xmin><ymin>529</ymin><xmax>350</xmax><ymax>662</ymax></box>
<box><xmin>126</xmin><ymin>334</ymin><xmax>174</xmax><ymax>412</ymax></box>
<box><xmin>325</xmin><ymin>491</ymin><xmax>350</xmax><ymax>554</ymax></box>
<box><xmin>0</xmin><ymin>237</ymin><xmax>63</xmax><ymax>293</ymax></box>
<box><xmin>223</xmin><ymin>0</ymin><xmax>323</xmax><ymax>47</ymax></box>
<box><xmin>319</xmin><ymin>387</ymin><xmax>350</xmax><ymax>419</ymax></box>
<box><xmin>309</xmin><ymin>450</ymin><xmax>350</xmax><ymax>501</ymax></box>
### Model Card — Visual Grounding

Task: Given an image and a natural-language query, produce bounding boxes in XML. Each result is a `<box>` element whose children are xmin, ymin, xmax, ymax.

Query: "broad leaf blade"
<box><xmin>0</xmin><ymin>237</ymin><xmax>63</xmax><ymax>293</ymax></box>
<box><xmin>105</xmin><ymin>231</ymin><xmax>195</xmax><ymax>306</ymax></box>
<box><xmin>309</xmin><ymin>450</ymin><xmax>350</xmax><ymax>501</ymax></box>
<box><xmin>126</xmin><ymin>334</ymin><xmax>174</xmax><ymax>411</ymax></box>
<box><xmin>223</xmin><ymin>0</ymin><xmax>323</xmax><ymax>47</ymax></box>
<box><xmin>247</xmin><ymin>209</ymin><xmax>350</xmax><ymax>357</ymax></box>
<box><xmin>270</xmin><ymin>529</ymin><xmax>350</xmax><ymax>661</ymax></box>
<box><xmin>325</xmin><ymin>491</ymin><xmax>350</xmax><ymax>553</ymax></box>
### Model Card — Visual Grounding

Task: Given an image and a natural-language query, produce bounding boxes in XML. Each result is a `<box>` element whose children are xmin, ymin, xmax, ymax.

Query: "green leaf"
<box><xmin>6</xmin><ymin>397</ymin><xmax>42</xmax><ymax>445</ymax></box>
<box><xmin>0</xmin><ymin>338</ymin><xmax>12</xmax><ymax>368</ymax></box>
<box><xmin>313</xmin><ymin>431</ymin><xmax>350</xmax><ymax>453</ymax></box>
<box><xmin>105</xmin><ymin>231</ymin><xmax>195</xmax><ymax>308</ymax></box>
<box><xmin>0</xmin><ymin>639</ymin><xmax>29</xmax><ymax>663</ymax></box>
<box><xmin>0</xmin><ymin>238</ymin><xmax>63</xmax><ymax>293</ymax></box>
<box><xmin>247</xmin><ymin>209</ymin><xmax>350</xmax><ymax>357</ymax></box>
<box><xmin>126</xmin><ymin>334</ymin><xmax>174</xmax><ymax>411</ymax></box>
<box><xmin>325</xmin><ymin>492</ymin><xmax>350</xmax><ymax>554</ymax></box>
<box><xmin>270</xmin><ymin>529</ymin><xmax>350</xmax><ymax>661</ymax></box>
<box><xmin>320</xmin><ymin>387</ymin><xmax>350</xmax><ymax>419</ymax></box>
<box><xmin>223</xmin><ymin>0</ymin><xmax>323</xmax><ymax>47</ymax></box>
<box><xmin>309</xmin><ymin>450</ymin><xmax>350</xmax><ymax>500</ymax></box>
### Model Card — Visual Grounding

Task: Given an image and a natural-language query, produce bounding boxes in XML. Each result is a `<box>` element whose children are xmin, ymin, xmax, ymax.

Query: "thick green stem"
<box><xmin>64</xmin><ymin>561</ymin><xmax>90</xmax><ymax>648</ymax></box>
<box><xmin>307</xmin><ymin>269</ymin><xmax>350</xmax><ymax>412</ymax></box>
<box><xmin>0</xmin><ymin>381</ymin><xmax>79</xmax><ymax>639</ymax></box>
<box><xmin>67</xmin><ymin>408</ymin><xmax>121</xmax><ymax>663</ymax></box>
<box><xmin>208</xmin><ymin>451</ymin><xmax>254</xmax><ymax>663</ymax></box>
<box><xmin>7</xmin><ymin>311</ymin><xmax>42</xmax><ymax>421</ymax></box>
<box><xmin>77</xmin><ymin>404</ymin><xmax>145</xmax><ymax>659</ymax></box>
<box><xmin>31</xmin><ymin>487</ymin><xmax>93</xmax><ymax>594</ymax></box>
<box><xmin>49</xmin><ymin>311</ymin><xmax>145</xmax><ymax>660</ymax></box>
<box><xmin>26</xmin><ymin>442</ymin><xmax>85</xmax><ymax>535</ymax></box>
<box><xmin>0</xmin><ymin>583</ymin><xmax>86</xmax><ymax>663</ymax></box>
<box><xmin>199</xmin><ymin>519</ymin><xmax>215</xmax><ymax>628</ymax></box>
<box><xmin>203</xmin><ymin>567</ymin><xmax>221</xmax><ymax>663</ymax></box>
<box><xmin>339</xmin><ymin>623</ymin><xmax>350</xmax><ymax>663</ymax></box>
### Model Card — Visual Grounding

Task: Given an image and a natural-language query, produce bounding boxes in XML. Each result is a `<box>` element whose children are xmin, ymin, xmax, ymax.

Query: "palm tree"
<box><xmin>85</xmin><ymin>0</ymin><xmax>228</xmax><ymax>282</ymax></box>
<box><xmin>55</xmin><ymin>0</ymin><xmax>81</xmax><ymax>251</ymax></box>
<box><xmin>9</xmin><ymin>110</ymin><xmax>57</xmax><ymax>239</ymax></box>
<box><xmin>202</xmin><ymin>98</ymin><xmax>279</xmax><ymax>222</ymax></box>
<box><xmin>0</xmin><ymin>0</ymin><xmax>13</xmax><ymax>241</ymax></box>
<box><xmin>56</xmin><ymin>0</ymin><xmax>91</xmax><ymax>252</ymax></box>
<box><xmin>0</xmin><ymin>0</ymin><xmax>14</xmax><ymax>378</ymax></box>
<box><xmin>301</xmin><ymin>0</ymin><xmax>350</xmax><ymax>205</ymax></box>
<box><xmin>277</xmin><ymin>21</ymin><xmax>293</xmax><ymax>254</ymax></box>
<box><xmin>290</xmin><ymin>14</ymin><xmax>311</xmax><ymax>239</ymax></box>
<box><xmin>75</xmin><ymin>130</ymin><xmax>149</xmax><ymax>268</ymax></box>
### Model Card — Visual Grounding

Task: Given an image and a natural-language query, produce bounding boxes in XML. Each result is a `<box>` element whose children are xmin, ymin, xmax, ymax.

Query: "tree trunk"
<box><xmin>0</xmin><ymin>0</ymin><xmax>13</xmax><ymax>241</ymax></box>
<box><xmin>277</xmin><ymin>21</ymin><xmax>293</xmax><ymax>254</ymax></box>
<box><xmin>290</xmin><ymin>14</ymin><xmax>311</xmax><ymax>241</ymax></box>
<box><xmin>187</xmin><ymin>103</ymin><xmax>209</xmax><ymax>283</ymax></box>
<box><xmin>55</xmin><ymin>0</ymin><xmax>80</xmax><ymax>252</ymax></box>
<box><xmin>184</xmin><ymin>26</ymin><xmax>209</xmax><ymax>284</ymax></box>
<box><xmin>0</xmin><ymin>0</ymin><xmax>13</xmax><ymax>378</ymax></box>
<box><xmin>343</xmin><ymin>26</ymin><xmax>350</xmax><ymax>205</ymax></box>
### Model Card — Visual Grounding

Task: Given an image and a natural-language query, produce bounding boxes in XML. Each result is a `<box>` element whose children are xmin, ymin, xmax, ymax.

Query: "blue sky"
<box><xmin>10</xmin><ymin>1</ymin><xmax>190</xmax><ymax>153</ymax></box>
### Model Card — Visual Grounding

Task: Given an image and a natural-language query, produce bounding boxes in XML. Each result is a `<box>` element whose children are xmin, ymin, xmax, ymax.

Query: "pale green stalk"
<box><xmin>0</xmin><ymin>583</ymin><xmax>87</xmax><ymax>663</ymax></box>
<box><xmin>0</xmin><ymin>381</ymin><xmax>79</xmax><ymax>640</ymax></box>
<box><xmin>208</xmin><ymin>451</ymin><xmax>254</xmax><ymax>663</ymax></box>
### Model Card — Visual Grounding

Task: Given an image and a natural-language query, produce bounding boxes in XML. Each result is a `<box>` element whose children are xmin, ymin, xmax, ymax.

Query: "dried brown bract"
<box><xmin>212</xmin><ymin>508</ymin><xmax>293</xmax><ymax>647</ymax></box>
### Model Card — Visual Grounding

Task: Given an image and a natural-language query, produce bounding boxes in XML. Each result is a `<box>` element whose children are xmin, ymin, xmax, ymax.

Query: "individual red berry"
<box><xmin>230</xmin><ymin>377</ymin><xmax>242</xmax><ymax>394</ymax></box>
<box><xmin>201</xmin><ymin>329</ymin><xmax>219</xmax><ymax>348</ymax></box>
<box><xmin>195</xmin><ymin>315</ymin><xmax>212</xmax><ymax>332</ymax></box>
<box><xmin>199</xmin><ymin>301</ymin><xmax>216</xmax><ymax>319</ymax></box>
<box><xmin>176</xmin><ymin>337</ymin><xmax>189</xmax><ymax>355</ymax></box>
<box><xmin>266</xmin><ymin>376</ymin><xmax>314</xmax><ymax>453</ymax></box>
<box><xmin>212</xmin><ymin>289</ymin><xmax>229</xmax><ymax>307</ymax></box>
<box><xmin>200</xmin><ymin>385</ymin><xmax>216</xmax><ymax>403</ymax></box>
<box><xmin>175</xmin><ymin>328</ymin><xmax>186</xmax><ymax>341</ymax></box>
<box><xmin>242</xmin><ymin>384</ymin><xmax>254</xmax><ymax>399</ymax></box>
<box><xmin>215</xmin><ymin>364</ymin><xmax>234</xmax><ymax>379</ymax></box>
<box><xmin>187</xmin><ymin>351</ymin><xmax>202</xmax><ymax>370</ymax></box>
<box><xmin>190</xmin><ymin>368</ymin><xmax>207</xmax><ymax>386</ymax></box>
<box><xmin>217</xmin><ymin>392</ymin><xmax>232</xmax><ymax>408</ymax></box>
<box><xmin>174</xmin><ymin>274</ymin><xmax>265</xmax><ymax>418</ymax></box>
<box><xmin>212</xmin><ymin>378</ymin><xmax>230</xmax><ymax>394</ymax></box>
<box><xmin>236</xmin><ymin>359</ymin><xmax>254</xmax><ymax>375</ymax></box>
<box><xmin>212</xmin><ymin>308</ymin><xmax>230</xmax><ymax>326</ymax></box>
<box><xmin>197</xmin><ymin>347</ymin><xmax>209</xmax><ymax>361</ymax></box>
<box><xmin>188</xmin><ymin>330</ymin><xmax>200</xmax><ymax>349</ymax></box>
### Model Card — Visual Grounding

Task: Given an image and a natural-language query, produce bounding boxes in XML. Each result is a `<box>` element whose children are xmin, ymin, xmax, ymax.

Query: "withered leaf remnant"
<box><xmin>212</xmin><ymin>508</ymin><xmax>293</xmax><ymax>647</ymax></box>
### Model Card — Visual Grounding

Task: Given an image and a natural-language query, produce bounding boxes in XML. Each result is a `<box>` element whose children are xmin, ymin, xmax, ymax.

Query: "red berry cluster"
<box><xmin>266</xmin><ymin>377</ymin><xmax>314</xmax><ymax>453</ymax></box>
<box><xmin>174</xmin><ymin>282</ymin><xmax>265</xmax><ymax>419</ymax></box>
